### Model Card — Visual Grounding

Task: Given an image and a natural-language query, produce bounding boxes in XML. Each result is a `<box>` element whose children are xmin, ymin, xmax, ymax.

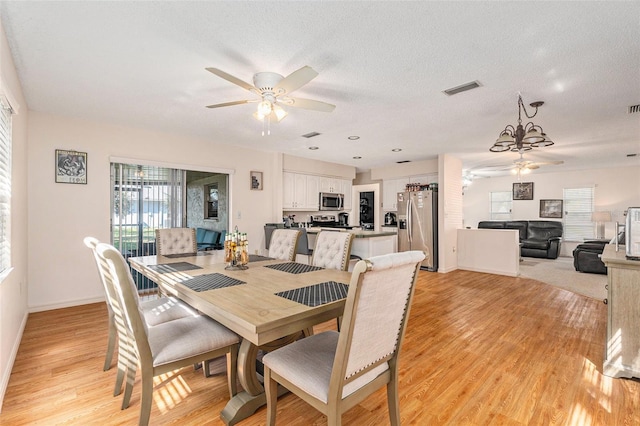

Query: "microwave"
<box><xmin>319</xmin><ymin>192</ymin><xmax>344</xmax><ymax>211</ymax></box>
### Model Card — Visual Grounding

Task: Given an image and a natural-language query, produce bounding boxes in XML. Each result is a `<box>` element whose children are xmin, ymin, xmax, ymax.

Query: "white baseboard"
<box><xmin>29</xmin><ymin>296</ymin><xmax>105</xmax><ymax>313</ymax></box>
<box><xmin>0</xmin><ymin>310</ymin><xmax>28</xmax><ymax>413</ymax></box>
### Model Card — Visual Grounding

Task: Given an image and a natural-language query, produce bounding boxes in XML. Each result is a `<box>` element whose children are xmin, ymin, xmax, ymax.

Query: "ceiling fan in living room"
<box><xmin>470</xmin><ymin>151</ymin><xmax>564</xmax><ymax>180</ymax></box>
<box><xmin>205</xmin><ymin>65</ymin><xmax>335</xmax><ymax>134</ymax></box>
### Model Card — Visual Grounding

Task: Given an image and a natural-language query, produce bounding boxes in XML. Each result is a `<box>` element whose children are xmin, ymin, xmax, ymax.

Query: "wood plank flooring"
<box><xmin>2</xmin><ymin>269</ymin><xmax>639</xmax><ymax>425</ymax></box>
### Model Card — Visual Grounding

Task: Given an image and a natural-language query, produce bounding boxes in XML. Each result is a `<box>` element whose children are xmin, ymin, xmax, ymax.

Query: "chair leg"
<box><xmin>121</xmin><ymin>355</ymin><xmax>137</xmax><ymax>410</ymax></box>
<box><xmin>227</xmin><ymin>346</ymin><xmax>238</xmax><ymax>398</ymax></box>
<box><xmin>139</xmin><ymin>372</ymin><xmax>154</xmax><ymax>426</ymax></box>
<box><xmin>114</xmin><ymin>354</ymin><xmax>126</xmax><ymax>396</ymax></box>
<box><xmin>104</xmin><ymin>317</ymin><xmax>117</xmax><ymax>371</ymax></box>
<box><xmin>327</xmin><ymin>405</ymin><xmax>342</xmax><ymax>426</ymax></box>
<box><xmin>386</xmin><ymin>375</ymin><xmax>401</xmax><ymax>426</ymax></box>
<box><xmin>264</xmin><ymin>367</ymin><xmax>278</xmax><ymax>426</ymax></box>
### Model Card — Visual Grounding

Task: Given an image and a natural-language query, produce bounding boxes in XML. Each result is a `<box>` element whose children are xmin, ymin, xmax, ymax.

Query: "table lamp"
<box><xmin>592</xmin><ymin>211</ymin><xmax>612</xmax><ymax>240</ymax></box>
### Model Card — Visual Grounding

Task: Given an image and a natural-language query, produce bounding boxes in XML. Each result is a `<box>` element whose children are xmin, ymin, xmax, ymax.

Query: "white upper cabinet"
<box><xmin>283</xmin><ymin>171</ymin><xmax>313</xmax><ymax>210</ymax></box>
<box><xmin>284</xmin><ymin>172</ymin><xmax>351</xmax><ymax>211</ymax></box>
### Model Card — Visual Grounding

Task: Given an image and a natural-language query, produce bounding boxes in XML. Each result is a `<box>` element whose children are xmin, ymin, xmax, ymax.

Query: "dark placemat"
<box><xmin>180</xmin><ymin>273</ymin><xmax>246</xmax><ymax>292</ymax></box>
<box><xmin>275</xmin><ymin>281</ymin><xmax>349</xmax><ymax>307</ymax></box>
<box><xmin>147</xmin><ymin>262</ymin><xmax>202</xmax><ymax>273</ymax></box>
<box><xmin>265</xmin><ymin>262</ymin><xmax>324</xmax><ymax>274</ymax></box>
<box><xmin>164</xmin><ymin>252</ymin><xmax>198</xmax><ymax>258</ymax></box>
<box><xmin>249</xmin><ymin>254</ymin><xmax>274</xmax><ymax>262</ymax></box>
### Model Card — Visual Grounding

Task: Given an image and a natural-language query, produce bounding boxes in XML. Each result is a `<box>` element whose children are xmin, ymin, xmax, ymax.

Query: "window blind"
<box><xmin>0</xmin><ymin>98</ymin><xmax>12</xmax><ymax>274</ymax></box>
<box><xmin>490</xmin><ymin>191</ymin><xmax>512</xmax><ymax>220</ymax></box>
<box><xmin>563</xmin><ymin>187</ymin><xmax>595</xmax><ymax>241</ymax></box>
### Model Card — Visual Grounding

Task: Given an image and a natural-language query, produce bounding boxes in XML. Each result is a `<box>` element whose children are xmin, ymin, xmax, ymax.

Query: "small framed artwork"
<box><xmin>55</xmin><ymin>149</ymin><xmax>87</xmax><ymax>184</ymax></box>
<box><xmin>250</xmin><ymin>171</ymin><xmax>263</xmax><ymax>191</ymax></box>
<box><xmin>512</xmin><ymin>182</ymin><xmax>533</xmax><ymax>200</ymax></box>
<box><xmin>540</xmin><ymin>199</ymin><xmax>563</xmax><ymax>218</ymax></box>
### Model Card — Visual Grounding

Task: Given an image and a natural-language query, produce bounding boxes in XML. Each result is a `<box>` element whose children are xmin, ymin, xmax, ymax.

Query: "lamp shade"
<box><xmin>591</xmin><ymin>211</ymin><xmax>612</xmax><ymax>222</ymax></box>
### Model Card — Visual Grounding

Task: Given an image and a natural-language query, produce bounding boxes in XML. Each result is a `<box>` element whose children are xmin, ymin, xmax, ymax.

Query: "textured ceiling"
<box><xmin>1</xmin><ymin>1</ymin><xmax>639</xmax><ymax>176</ymax></box>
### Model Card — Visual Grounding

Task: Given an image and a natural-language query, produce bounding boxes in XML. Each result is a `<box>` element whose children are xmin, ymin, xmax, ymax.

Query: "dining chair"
<box><xmin>268</xmin><ymin>229</ymin><xmax>301</xmax><ymax>261</ymax></box>
<box><xmin>263</xmin><ymin>250</ymin><xmax>426</xmax><ymax>426</ymax></box>
<box><xmin>84</xmin><ymin>237</ymin><xmax>198</xmax><ymax>372</ymax></box>
<box><xmin>311</xmin><ymin>230</ymin><xmax>355</xmax><ymax>271</ymax></box>
<box><xmin>96</xmin><ymin>242</ymin><xmax>240</xmax><ymax>426</ymax></box>
<box><xmin>155</xmin><ymin>227</ymin><xmax>197</xmax><ymax>256</ymax></box>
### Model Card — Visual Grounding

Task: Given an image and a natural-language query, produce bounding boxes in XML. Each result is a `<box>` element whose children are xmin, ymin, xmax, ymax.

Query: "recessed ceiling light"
<box><xmin>308</xmin><ymin>146</ymin><xmax>319</xmax><ymax>150</ymax></box>
<box><xmin>392</xmin><ymin>148</ymin><xmax>402</xmax><ymax>152</ymax></box>
<box><xmin>353</xmin><ymin>156</ymin><xmax>362</xmax><ymax>159</ymax></box>
<box><xmin>348</xmin><ymin>136</ymin><xmax>360</xmax><ymax>140</ymax></box>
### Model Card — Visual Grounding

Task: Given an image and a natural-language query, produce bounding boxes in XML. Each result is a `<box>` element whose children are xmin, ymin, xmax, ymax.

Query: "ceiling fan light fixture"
<box><xmin>272</xmin><ymin>104</ymin><xmax>288</xmax><ymax>122</ymax></box>
<box><xmin>257</xmin><ymin>100</ymin><xmax>273</xmax><ymax>116</ymax></box>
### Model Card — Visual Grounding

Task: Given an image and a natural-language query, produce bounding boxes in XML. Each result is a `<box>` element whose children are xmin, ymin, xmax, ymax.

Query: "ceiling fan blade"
<box><xmin>284</xmin><ymin>97</ymin><xmax>336</xmax><ymax>112</ymax></box>
<box><xmin>527</xmin><ymin>164</ymin><xmax>540</xmax><ymax>170</ymax></box>
<box><xmin>274</xmin><ymin>66</ymin><xmax>319</xmax><ymax>95</ymax></box>
<box><xmin>206</xmin><ymin>68</ymin><xmax>256</xmax><ymax>92</ymax></box>
<box><xmin>206</xmin><ymin>100</ymin><xmax>251</xmax><ymax>109</ymax></box>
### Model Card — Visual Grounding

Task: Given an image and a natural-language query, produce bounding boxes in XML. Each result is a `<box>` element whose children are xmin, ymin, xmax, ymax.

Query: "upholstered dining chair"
<box><xmin>155</xmin><ymin>227</ymin><xmax>197</xmax><ymax>256</ymax></box>
<box><xmin>311</xmin><ymin>230</ymin><xmax>355</xmax><ymax>271</ymax></box>
<box><xmin>84</xmin><ymin>237</ymin><xmax>196</xmax><ymax>377</ymax></box>
<box><xmin>263</xmin><ymin>250</ymin><xmax>426</xmax><ymax>426</ymax></box>
<box><xmin>268</xmin><ymin>229</ymin><xmax>301</xmax><ymax>261</ymax></box>
<box><xmin>96</xmin><ymin>242</ymin><xmax>240</xmax><ymax>426</ymax></box>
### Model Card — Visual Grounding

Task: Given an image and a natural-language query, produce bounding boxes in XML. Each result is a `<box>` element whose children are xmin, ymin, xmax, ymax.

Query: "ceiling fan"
<box><xmin>470</xmin><ymin>151</ymin><xmax>564</xmax><ymax>179</ymax></box>
<box><xmin>205</xmin><ymin>65</ymin><xmax>335</xmax><ymax>124</ymax></box>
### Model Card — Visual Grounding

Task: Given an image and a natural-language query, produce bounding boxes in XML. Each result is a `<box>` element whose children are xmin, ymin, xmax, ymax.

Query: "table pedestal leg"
<box><xmin>220</xmin><ymin>333</ymin><xmax>304</xmax><ymax>425</ymax></box>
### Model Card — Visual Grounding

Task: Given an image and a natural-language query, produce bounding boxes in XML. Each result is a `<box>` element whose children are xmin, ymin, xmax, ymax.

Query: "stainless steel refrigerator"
<box><xmin>397</xmin><ymin>188</ymin><xmax>438</xmax><ymax>271</ymax></box>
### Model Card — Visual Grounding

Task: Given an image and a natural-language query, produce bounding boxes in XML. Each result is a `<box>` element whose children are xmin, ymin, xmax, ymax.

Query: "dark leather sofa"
<box><xmin>478</xmin><ymin>220</ymin><xmax>563</xmax><ymax>259</ymax></box>
<box><xmin>573</xmin><ymin>240</ymin><xmax>608</xmax><ymax>274</ymax></box>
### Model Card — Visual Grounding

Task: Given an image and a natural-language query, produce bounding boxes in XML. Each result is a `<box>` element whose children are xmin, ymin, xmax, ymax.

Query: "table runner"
<box><xmin>265</xmin><ymin>262</ymin><xmax>324</xmax><ymax>274</ymax></box>
<box><xmin>275</xmin><ymin>281</ymin><xmax>349</xmax><ymax>307</ymax></box>
<box><xmin>180</xmin><ymin>273</ymin><xmax>246</xmax><ymax>292</ymax></box>
<box><xmin>147</xmin><ymin>262</ymin><xmax>202</xmax><ymax>273</ymax></box>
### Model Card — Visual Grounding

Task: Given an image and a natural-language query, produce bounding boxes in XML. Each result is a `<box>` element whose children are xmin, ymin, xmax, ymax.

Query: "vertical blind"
<box><xmin>563</xmin><ymin>187</ymin><xmax>595</xmax><ymax>241</ymax></box>
<box><xmin>0</xmin><ymin>97</ymin><xmax>12</xmax><ymax>274</ymax></box>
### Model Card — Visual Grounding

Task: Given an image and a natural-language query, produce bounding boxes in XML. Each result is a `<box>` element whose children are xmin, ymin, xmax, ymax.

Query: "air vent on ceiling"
<box><xmin>627</xmin><ymin>153</ymin><xmax>638</xmax><ymax>157</ymax></box>
<box><xmin>302</xmin><ymin>132</ymin><xmax>321</xmax><ymax>138</ymax></box>
<box><xmin>628</xmin><ymin>104</ymin><xmax>640</xmax><ymax>114</ymax></box>
<box><xmin>396</xmin><ymin>160</ymin><xmax>411</xmax><ymax>164</ymax></box>
<box><xmin>443</xmin><ymin>80</ymin><xmax>482</xmax><ymax>96</ymax></box>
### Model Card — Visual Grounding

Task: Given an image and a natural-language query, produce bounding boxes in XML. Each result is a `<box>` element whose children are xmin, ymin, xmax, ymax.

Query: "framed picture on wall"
<box><xmin>250</xmin><ymin>171</ymin><xmax>263</xmax><ymax>190</ymax></box>
<box><xmin>55</xmin><ymin>149</ymin><xmax>87</xmax><ymax>184</ymax></box>
<box><xmin>540</xmin><ymin>199</ymin><xmax>563</xmax><ymax>218</ymax></box>
<box><xmin>512</xmin><ymin>182</ymin><xmax>533</xmax><ymax>200</ymax></box>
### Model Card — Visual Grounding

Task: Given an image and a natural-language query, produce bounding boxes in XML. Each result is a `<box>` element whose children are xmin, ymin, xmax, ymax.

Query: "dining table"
<box><xmin>128</xmin><ymin>250</ymin><xmax>352</xmax><ymax>425</ymax></box>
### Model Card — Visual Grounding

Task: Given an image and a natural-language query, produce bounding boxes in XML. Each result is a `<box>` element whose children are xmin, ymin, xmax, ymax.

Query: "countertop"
<box><xmin>304</xmin><ymin>227</ymin><xmax>397</xmax><ymax>238</ymax></box>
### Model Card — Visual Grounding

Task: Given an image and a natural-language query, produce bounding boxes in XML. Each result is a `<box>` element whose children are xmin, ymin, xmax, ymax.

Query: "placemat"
<box><xmin>163</xmin><ymin>252</ymin><xmax>198</xmax><ymax>258</ymax></box>
<box><xmin>249</xmin><ymin>254</ymin><xmax>274</xmax><ymax>262</ymax></box>
<box><xmin>147</xmin><ymin>262</ymin><xmax>202</xmax><ymax>273</ymax></box>
<box><xmin>275</xmin><ymin>281</ymin><xmax>349</xmax><ymax>307</ymax></box>
<box><xmin>265</xmin><ymin>262</ymin><xmax>324</xmax><ymax>274</ymax></box>
<box><xmin>180</xmin><ymin>273</ymin><xmax>246</xmax><ymax>292</ymax></box>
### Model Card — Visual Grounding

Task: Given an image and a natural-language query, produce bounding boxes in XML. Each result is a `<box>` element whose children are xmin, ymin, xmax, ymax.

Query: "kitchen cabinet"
<box><xmin>283</xmin><ymin>172</ymin><xmax>316</xmax><ymax>210</ymax></box>
<box><xmin>320</xmin><ymin>176</ymin><xmax>342</xmax><ymax>193</ymax></box>
<box><xmin>382</xmin><ymin>178</ymin><xmax>408</xmax><ymax>211</ymax></box>
<box><xmin>602</xmin><ymin>245</ymin><xmax>640</xmax><ymax>378</ymax></box>
<box><xmin>341</xmin><ymin>179</ymin><xmax>352</xmax><ymax>210</ymax></box>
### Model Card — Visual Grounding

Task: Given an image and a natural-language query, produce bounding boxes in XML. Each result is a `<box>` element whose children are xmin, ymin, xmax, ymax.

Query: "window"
<box><xmin>206</xmin><ymin>183</ymin><xmax>219</xmax><ymax>219</ymax></box>
<box><xmin>0</xmin><ymin>97</ymin><xmax>13</xmax><ymax>274</ymax></box>
<box><xmin>490</xmin><ymin>191</ymin><xmax>512</xmax><ymax>220</ymax></box>
<box><xmin>563</xmin><ymin>187</ymin><xmax>595</xmax><ymax>241</ymax></box>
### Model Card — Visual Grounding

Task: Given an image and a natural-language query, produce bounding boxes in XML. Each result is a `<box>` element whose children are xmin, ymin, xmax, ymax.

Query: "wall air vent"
<box><xmin>302</xmin><ymin>132</ymin><xmax>321</xmax><ymax>138</ymax></box>
<box><xmin>443</xmin><ymin>80</ymin><xmax>482</xmax><ymax>96</ymax></box>
<box><xmin>628</xmin><ymin>104</ymin><xmax>640</xmax><ymax>114</ymax></box>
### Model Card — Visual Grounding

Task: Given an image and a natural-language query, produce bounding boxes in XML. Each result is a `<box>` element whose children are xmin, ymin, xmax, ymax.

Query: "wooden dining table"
<box><xmin>128</xmin><ymin>251</ymin><xmax>352</xmax><ymax>425</ymax></box>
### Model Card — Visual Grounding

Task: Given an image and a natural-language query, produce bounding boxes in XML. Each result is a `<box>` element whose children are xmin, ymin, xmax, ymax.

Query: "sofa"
<box><xmin>573</xmin><ymin>240</ymin><xmax>609</xmax><ymax>274</ymax></box>
<box><xmin>477</xmin><ymin>220</ymin><xmax>563</xmax><ymax>259</ymax></box>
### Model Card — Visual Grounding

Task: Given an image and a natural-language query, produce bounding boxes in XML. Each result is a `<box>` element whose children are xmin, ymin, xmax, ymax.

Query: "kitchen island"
<box><xmin>305</xmin><ymin>227</ymin><xmax>397</xmax><ymax>259</ymax></box>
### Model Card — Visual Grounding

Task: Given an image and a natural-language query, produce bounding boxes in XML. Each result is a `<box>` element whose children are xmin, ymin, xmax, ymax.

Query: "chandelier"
<box><xmin>490</xmin><ymin>94</ymin><xmax>553</xmax><ymax>152</ymax></box>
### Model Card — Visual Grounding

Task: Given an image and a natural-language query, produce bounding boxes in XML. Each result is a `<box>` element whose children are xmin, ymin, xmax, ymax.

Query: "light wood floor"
<box><xmin>2</xmin><ymin>270</ymin><xmax>639</xmax><ymax>425</ymax></box>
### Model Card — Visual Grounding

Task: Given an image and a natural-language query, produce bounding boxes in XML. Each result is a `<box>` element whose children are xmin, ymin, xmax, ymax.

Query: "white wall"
<box><xmin>463</xmin><ymin>165</ymin><xmax>640</xmax><ymax>256</ymax></box>
<box><xmin>27</xmin><ymin>112</ymin><xmax>283</xmax><ymax>311</ymax></box>
<box><xmin>0</xmin><ymin>20</ymin><xmax>29</xmax><ymax>411</ymax></box>
<box><xmin>438</xmin><ymin>154</ymin><xmax>463</xmax><ymax>273</ymax></box>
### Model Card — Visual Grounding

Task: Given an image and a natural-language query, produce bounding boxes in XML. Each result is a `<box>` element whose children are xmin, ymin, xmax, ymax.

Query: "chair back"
<box><xmin>84</xmin><ymin>237</ymin><xmax>113</xmax><ymax>307</ymax></box>
<box><xmin>331</xmin><ymin>251</ymin><xmax>425</xmax><ymax>395</ymax></box>
<box><xmin>311</xmin><ymin>231</ymin><xmax>354</xmax><ymax>271</ymax></box>
<box><xmin>268</xmin><ymin>229</ymin><xmax>301</xmax><ymax>261</ymax></box>
<box><xmin>96</xmin><ymin>243</ymin><xmax>153</xmax><ymax>364</ymax></box>
<box><xmin>155</xmin><ymin>228</ymin><xmax>197</xmax><ymax>256</ymax></box>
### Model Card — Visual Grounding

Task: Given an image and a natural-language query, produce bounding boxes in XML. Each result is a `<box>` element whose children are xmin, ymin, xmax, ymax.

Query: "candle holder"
<box><xmin>224</xmin><ymin>227</ymin><xmax>249</xmax><ymax>270</ymax></box>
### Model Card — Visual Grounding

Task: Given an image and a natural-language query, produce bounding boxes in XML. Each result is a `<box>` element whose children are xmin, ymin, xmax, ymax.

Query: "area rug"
<box><xmin>518</xmin><ymin>256</ymin><xmax>607</xmax><ymax>300</ymax></box>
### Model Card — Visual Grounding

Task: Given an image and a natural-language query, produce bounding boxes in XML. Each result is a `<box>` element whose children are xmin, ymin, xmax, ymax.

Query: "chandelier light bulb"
<box><xmin>258</xmin><ymin>100</ymin><xmax>273</xmax><ymax>116</ymax></box>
